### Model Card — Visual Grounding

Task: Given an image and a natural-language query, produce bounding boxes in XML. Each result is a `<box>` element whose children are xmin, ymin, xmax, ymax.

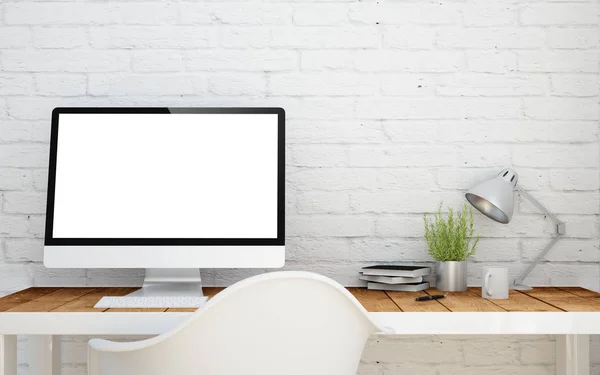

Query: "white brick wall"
<box><xmin>359</xmin><ymin>335</ymin><xmax>558</xmax><ymax>375</ymax></box>
<box><xmin>0</xmin><ymin>0</ymin><xmax>599</xmax><ymax>373</ymax></box>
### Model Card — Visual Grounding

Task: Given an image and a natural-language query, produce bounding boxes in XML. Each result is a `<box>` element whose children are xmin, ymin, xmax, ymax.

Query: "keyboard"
<box><xmin>94</xmin><ymin>296</ymin><xmax>208</xmax><ymax>309</ymax></box>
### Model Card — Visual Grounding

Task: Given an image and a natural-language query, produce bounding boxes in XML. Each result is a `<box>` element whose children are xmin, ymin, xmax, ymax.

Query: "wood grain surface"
<box><xmin>347</xmin><ymin>287</ymin><xmax>401</xmax><ymax>312</ymax></box>
<box><xmin>467</xmin><ymin>288</ymin><xmax>561</xmax><ymax>312</ymax></box>
<box><xmin>424</xmin><ymin>288</ymin><xmax>505</xmax><ymax>312</ymax></box>
<box><xmin>386</xmin><ymin>290</ymin><xmax>450</xmax><ymax>312</ymax></box>
<box><xmin>520</xmin><ymin>288</ymin><xmax>600</xmax><ymax>312</ymax></box>
<box><xmin>1</xmin><ymin>286</ymin><xmax>599</xmax><ymax>313</ymax></box>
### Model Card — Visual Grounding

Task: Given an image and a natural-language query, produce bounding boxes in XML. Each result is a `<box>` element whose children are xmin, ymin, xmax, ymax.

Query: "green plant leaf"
<box><xmin>423</xmin><ymin>202</ymin><xmax>480</xmax><ymax>261</ymax></box>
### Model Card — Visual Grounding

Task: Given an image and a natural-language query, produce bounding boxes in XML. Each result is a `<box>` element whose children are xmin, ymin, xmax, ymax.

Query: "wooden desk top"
<box><xmin>1</xmin><ymin>286</ymin><xmax>599</xmax><ymax>313</ymax></box>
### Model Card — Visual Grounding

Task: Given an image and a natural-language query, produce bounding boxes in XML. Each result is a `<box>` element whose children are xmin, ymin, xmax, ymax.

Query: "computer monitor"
<box><xmin>43</xmin><ymin>108</ymin><xmax>285</xmax><ymax>299</ymax></box>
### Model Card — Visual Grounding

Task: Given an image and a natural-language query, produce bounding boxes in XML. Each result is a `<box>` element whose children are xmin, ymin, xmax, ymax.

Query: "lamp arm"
<box><xmin>516</xmin><ymin>187</ymin><xmax>565</xmax><ymax>234</ymax></box>
<box><xmin>512</xmin><ymin>186</ymin><xmax>566</xmax><ymax>288</ymax></box>
<box><xmin>513</xmin><ymin>236</ymin><xmax>561</xmax><ymax>287</ymax></box>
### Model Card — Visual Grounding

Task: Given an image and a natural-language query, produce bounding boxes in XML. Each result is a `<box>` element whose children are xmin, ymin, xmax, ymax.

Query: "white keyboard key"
<box><xmin>94</xmin><ymin>296</ymin><xmax>208</xmax><ymax>309</ymax></box>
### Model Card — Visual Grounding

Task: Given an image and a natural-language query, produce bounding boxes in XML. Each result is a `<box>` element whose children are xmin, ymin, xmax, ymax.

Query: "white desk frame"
<box><xmin>0</xmin><ymin>312</ymin><xmax>597</xmax><ymax>375</ymax></box>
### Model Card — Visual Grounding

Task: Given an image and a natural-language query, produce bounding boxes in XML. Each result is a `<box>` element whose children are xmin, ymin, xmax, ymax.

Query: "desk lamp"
<box><xmin>465</xmin><ymin>168</ymin><xmax>566</xmax><ymax>290</ymax></box>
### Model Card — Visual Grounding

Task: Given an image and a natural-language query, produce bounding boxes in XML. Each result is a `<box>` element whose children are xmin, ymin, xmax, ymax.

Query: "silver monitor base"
<box><xmin>94</xmin><ymin>269</ymin><xmax>207</xmax><ymax>308</ymax></box>
<box><xmin>127</xmin><ymin>268</ymin><xmax>205</xmax><ymax>298</ymax></box>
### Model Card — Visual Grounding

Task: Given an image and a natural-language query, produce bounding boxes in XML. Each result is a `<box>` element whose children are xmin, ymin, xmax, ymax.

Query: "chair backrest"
<box><xmin>89</xmin><ymin>271</ymin><xmax>381</xmax><ymax>375</ymax></box>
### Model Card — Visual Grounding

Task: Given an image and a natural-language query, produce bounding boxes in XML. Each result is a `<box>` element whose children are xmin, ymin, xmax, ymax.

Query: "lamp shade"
<box><xmin>465</xmin><ymin>168</ymin><xmax>518</xmax><ymax>224</ymax></box>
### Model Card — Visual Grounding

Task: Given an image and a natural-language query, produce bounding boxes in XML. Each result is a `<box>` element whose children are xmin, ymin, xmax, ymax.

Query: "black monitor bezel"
<box><xmin>45</xmin><ymin>107</ymin><xmax>285</xmax><ymax>246</ymax></box>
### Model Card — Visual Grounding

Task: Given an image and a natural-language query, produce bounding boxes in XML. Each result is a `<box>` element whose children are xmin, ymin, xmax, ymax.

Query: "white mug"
<box><xmin>482</xmin><ymin>267</ymin><xmax>509</xmax><ymax>299</ymax></box>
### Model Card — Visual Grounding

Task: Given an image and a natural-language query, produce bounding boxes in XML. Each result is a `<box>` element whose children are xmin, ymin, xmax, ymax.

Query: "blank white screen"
<box><xmin>52</xmin><ymin>113</ymin><xmax>279</xmax><ymax>238</ymax></box>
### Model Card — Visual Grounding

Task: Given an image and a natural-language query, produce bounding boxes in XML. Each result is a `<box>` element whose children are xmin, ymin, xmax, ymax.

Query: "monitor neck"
<box><xmin>126</xmin><ymin>268</ymin><xmax>204</xmax><ymax>298</ymax></box>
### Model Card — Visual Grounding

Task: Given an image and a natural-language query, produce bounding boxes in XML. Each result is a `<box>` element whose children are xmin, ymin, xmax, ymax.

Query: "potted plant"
<box><xmin>424</xmin><ymin>203</ymin><xmax>479</xmax><ymax>292</ymax></box>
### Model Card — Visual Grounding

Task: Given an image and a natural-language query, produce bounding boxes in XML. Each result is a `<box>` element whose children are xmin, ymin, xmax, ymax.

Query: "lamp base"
<box><xmin>510</xmin><ymin>283</ymin><xmax>533</xmax><ymax>291</ymax></box>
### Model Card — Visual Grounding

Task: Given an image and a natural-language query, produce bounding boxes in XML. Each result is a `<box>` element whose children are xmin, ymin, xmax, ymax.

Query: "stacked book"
<box><xmin>360</xmin><ymin>265</ymin><xmax>431</xmax><ymax>292</ymax></box>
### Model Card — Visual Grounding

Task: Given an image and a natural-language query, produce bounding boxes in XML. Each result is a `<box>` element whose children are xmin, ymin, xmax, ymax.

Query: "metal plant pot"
<box><xmin>435</xmin><ymin>261</ymin><xmax>467</xmax><ymax>292</ymax></box>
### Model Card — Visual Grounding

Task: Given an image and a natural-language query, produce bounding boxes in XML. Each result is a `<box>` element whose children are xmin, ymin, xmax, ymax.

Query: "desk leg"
<box><xmin>28</xmin><ymin>335</ymin><xmax>61</xmax><ymax>375</ymax></box>
<box><xmin>0</xmin><ymin>335</ymin><xmax>17</xmax><ymax>375</ymax></box>
<box><xmin>557</xmin><ymin>334</ymin><xmax>589</xmax><ymax>375</ymax></box>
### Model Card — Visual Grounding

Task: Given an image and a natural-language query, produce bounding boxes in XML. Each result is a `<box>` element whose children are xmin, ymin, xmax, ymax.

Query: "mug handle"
<box><xmin>484</xmin><ymin>272</ymin><xmax>493</xmax><ymax>296</ymax></box>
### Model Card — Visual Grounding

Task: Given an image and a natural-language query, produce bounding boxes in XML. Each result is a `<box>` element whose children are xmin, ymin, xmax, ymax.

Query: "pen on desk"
<box><xmin>415</xmin><ymin>295</ymin><xmax>445</xmax><ymax>302</ymax></box>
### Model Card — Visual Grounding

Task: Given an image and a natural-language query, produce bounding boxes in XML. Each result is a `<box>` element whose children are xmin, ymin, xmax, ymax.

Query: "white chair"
<box><xmin>88</xmin><ymin>271</ymin><xmax>387</xmax><ymax>375</ymax></box>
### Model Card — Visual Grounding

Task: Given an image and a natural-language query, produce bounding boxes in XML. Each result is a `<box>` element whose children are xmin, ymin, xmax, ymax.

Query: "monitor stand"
<box><xmin>127</xmin><ymin>268</ymin><xmax>205</xmax><ymax>298</ymax></box>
